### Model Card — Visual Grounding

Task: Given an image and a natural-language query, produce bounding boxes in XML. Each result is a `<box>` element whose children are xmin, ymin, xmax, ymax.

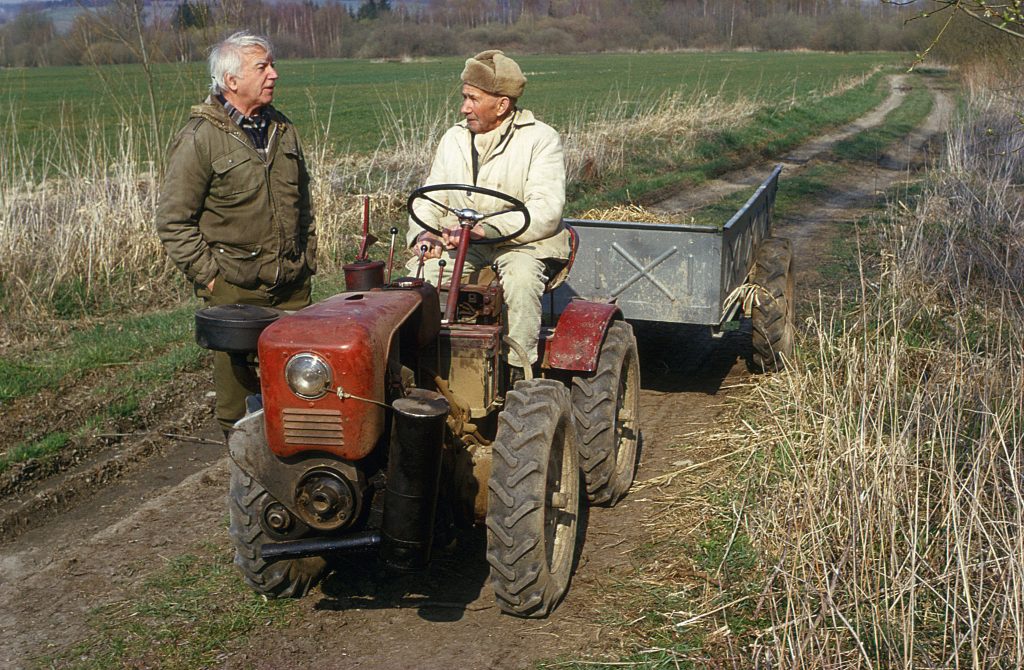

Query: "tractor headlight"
<box><xmin>285</xmin><ymin>353</ymin><xmax>332</xmax><ymax>399</ymax></box>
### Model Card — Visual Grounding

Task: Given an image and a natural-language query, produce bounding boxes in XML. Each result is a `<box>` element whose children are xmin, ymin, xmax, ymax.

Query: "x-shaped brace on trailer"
<box><xmin>609</xmin><ymin>242</ymin><xmax>679</xmax><ymax>301</ymax></box>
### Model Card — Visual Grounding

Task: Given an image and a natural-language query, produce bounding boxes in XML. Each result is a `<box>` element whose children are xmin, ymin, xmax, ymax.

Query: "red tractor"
<box><xmin>196</xmin><ymin>185</ymin><xmax>641</xmax><ymax>617</ymax></box>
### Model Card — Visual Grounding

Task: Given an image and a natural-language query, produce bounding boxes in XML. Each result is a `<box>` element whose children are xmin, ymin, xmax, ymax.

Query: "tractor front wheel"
<box><xmin>486</xmin><ymin>379</ymin><xmax>581</xmax><ymax>617</ymax></box>
<box><xmin>228</xmin><ymin>462</ymin><xmax>327</xmax><ymax>598</ymax></box>
<box><xmin>749</xmin><ymin>237</ymin><xmax>795</xmax><ymax>372</ymax></box>
<box><xmin>571</xmin><ymin>321</ymin><xmax>641</xmax><ymax>505</ymax></box>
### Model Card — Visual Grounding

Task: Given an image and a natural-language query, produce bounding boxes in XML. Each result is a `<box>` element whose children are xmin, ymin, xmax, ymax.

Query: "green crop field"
<box><xmin>0</xmin><ymin>51</ymin><xmax>901</xmax><ymax>163</ymax></box>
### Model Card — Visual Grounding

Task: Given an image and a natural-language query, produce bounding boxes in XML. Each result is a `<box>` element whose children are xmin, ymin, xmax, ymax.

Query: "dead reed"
<box><xmin>0</xmin><ymin>71</ymin><xmax>859</xmax><ymax>348</ymax></box>
<box><xmin>734</xmin><ymin>70</ymin><xmax>1024</xmax><ymax>668</ymax></box>
<box><xmin>561</xmin><ymin>88</ymin><xmax>759</xmax><ymax>187</ymax></box>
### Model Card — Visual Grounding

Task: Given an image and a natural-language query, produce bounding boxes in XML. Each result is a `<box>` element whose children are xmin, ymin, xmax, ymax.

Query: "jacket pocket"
<box><xmin>211</xmin><ymin>148</ymin><xmax>260</xmax><ymax>197</ymax></box>
<box><xmin>211</xmin><ymin>242</ymin><xmax>263</xmax><ymax>288</ymax></box>
<box><xmin>278</xmin><ymin>147</ymin><xmax>302</xmax><ymax>187</ymax></box>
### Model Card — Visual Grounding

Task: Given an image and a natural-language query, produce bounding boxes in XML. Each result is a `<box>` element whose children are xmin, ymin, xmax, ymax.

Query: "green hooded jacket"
<box><xmin>155</xmin><ymin>98</ymin><xmax>316</xmax><ymax>290</ymax></box>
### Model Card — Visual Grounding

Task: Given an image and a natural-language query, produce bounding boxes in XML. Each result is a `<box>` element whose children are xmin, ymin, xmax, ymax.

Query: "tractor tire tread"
<box><xmin>486</xmin><ymin>379</ymin><xmax>579</xmax><ymax>618</ymax></box>
<box><xmin>749</xmin><ymin>237</ymin><xmax>795</xmax><ymax>373</ymax></box>
<box><xmin>228</xmin><ymin>462</ymin><xmax>326</xmax><ymax>599</ymax></box>
<box><xmin>571</xmin><ymin>321</ymin><xmax>640</xmax><ymax>505</ymax></box>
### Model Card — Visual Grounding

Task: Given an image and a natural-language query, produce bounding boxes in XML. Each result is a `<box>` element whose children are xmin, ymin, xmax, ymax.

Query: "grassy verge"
<box><xmin>566</xmin><ymin>69</ymin><xmax>895</xmax><ymax>214</ymax></box>
<box><xmin>0</xmin><ymin>308</ymin><xmax>196</xmax><ymax>403</ymax></box>
<box><xmin>0</xmin><ymin>338</ymin><xmax>207</xmax><ymax>473</ymax></box>
<box><xmin>553</xmin><ymin>68</ymin><xmax>1024</xmax><ymax>669</ymax></box>
<box><xmin>831</xmin><ymin>80</ymin><xmax>934</xmax><ymax>161</ymax></box>
<box><xmin>685</xmin><ymin>72</ymin><xmax>936</xmax><ymax>228</ymax></box>
<box><xmin>0</xmin><ymin>308</ymin><xmax>205</xmax><ymax>473</ymax></box>
<box><xmin>40</xmin><ymin>543</ymin><xmax>295</xmax><ymax>669</ymax></box>
<box><xmin>687</xmin><ymin>163</ymin><xmax>839</xmax><ymax>228</ymax></box>
<box><xmin>0</xmin><ymin>273</ymin><xmax>350</xmax><ymax>474</ymax></box>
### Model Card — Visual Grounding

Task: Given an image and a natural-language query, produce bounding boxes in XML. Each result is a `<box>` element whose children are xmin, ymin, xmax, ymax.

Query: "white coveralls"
<box><xmin>407</xmin><ymin>108</ymin><xmax>571</xmax><ymax>368</ymax></box>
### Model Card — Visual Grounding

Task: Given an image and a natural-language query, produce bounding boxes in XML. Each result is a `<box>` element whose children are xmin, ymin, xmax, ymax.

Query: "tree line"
<box><xmin>0</xmin><ymin>0</ymin><xmax>1004</xmax><ymax>68</ymax></box>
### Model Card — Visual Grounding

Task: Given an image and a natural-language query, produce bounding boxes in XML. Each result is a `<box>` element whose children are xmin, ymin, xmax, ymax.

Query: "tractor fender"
<box><xmin>544</xmin><ymin>301</ymin><xmax>622</xmax><ymax>373</ymax></box>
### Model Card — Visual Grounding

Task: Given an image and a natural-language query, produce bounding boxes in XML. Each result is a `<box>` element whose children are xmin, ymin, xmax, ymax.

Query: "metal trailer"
<box><xmin>549</xmin><ymin>165</ymin><xmax>784</xmax><ymax>331</ymax></box>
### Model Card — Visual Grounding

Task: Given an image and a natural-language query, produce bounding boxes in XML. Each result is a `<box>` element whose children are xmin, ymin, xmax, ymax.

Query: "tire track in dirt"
<box><xmin>652</xmin><ymin>74</ymin><xmax>912</xmax><ymax>218</ymax></box>
<box><xmin>783</xmin><ymin>78</ymin><xmax>953</xmax><ymax>293</ymax></box>
<box><xmin>0</xmin><ymin>460</ymin><xmax>229</xmax><ymax>667</ymax></box>
<box><xmin>0</xmin><ymin>73</ymin><xmax>953</xmax><ymax>670</ymax></box>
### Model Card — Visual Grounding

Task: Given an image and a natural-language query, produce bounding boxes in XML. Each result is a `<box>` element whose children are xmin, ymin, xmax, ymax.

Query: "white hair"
<box><xmin>208</xmin><ymin>31</ymin><xmax>274</xmax><ymax>95</ymax></box>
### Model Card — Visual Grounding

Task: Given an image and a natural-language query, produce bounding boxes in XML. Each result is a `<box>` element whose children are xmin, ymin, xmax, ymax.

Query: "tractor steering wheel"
<box><xmin>407</xmin><ymin>184</ymin><xmax>531</xmax><ymax>245</ymax></box>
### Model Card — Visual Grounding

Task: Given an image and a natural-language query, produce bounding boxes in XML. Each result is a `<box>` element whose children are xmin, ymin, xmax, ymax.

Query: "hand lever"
<box><xmin>436</xmin><ymin>260</ymin><xmax>446</xmax><ymax>294</ymax></box>
<box><xmin>416</xmin><ymin>244</ymin><xmax>428</xmax><ymax>279</ymax></box>
<box><xmin>386</xmin><ymin>227</ymin><xmax>398</xmax><ymax>284</ymax></box>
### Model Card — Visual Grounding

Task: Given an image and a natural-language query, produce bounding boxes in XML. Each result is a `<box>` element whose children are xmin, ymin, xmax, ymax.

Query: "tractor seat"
<box><xmin>542</xmin><ymin>224</ymin><xmax>579</xmax><ymax>293</ymax></box>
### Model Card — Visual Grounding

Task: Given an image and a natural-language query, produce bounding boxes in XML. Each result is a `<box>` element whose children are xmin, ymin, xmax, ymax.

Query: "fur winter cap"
<box><xmin>460</xmin><ymin>50</ymin><xmax>526</xmax><ymax>99</ymax></box>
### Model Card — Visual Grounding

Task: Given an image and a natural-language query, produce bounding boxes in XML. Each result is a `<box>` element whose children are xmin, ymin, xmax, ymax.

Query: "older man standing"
<box><xmin>408</xmin><ymin>50</ymin><xmax>570</xmax><ymax>379</ymax></box>
<box><xmin>156</xmin><ymin>31</ymin><xmax>316</xmax><ymax>436</ymax></box>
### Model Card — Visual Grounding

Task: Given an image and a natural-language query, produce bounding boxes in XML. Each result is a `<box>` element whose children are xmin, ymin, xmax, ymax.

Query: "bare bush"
<box><xmin>740</xmin><ymin>67</ymin><xmax>1024</xmax><ymax>668</ymax></box>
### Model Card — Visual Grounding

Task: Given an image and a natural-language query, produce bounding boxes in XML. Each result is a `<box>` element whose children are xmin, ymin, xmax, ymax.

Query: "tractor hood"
<box><xmin>257</xmin><ymin>285</ymin><xmax>439</xmax><ymax>459</ymax></box>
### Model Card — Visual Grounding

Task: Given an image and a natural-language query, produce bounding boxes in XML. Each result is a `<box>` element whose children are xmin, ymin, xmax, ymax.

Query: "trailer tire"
<box><xmin>571</xmin><ymin>321</ymin><xmax>641</xmax><ymax>506</ymax></box>
<box><xmin>487</xmin><ymin>379</ymin><xmax>580</xmax><ymax>617</ymax></box>
<box><xmin>749</xmin><ymin>237</ymin><xmax>795</xmax><ymax>373</ymax></box>
<box><xmin>229</xmin><ymin>462</ymin><xmax>327</xmax><ymax>598</ymax></box>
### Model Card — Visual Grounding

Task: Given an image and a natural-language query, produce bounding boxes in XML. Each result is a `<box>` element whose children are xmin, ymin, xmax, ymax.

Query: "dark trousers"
<box><xmin>200</xmin><ymin>277</ymin><xmax>312</xmax><ymax>431</ymax></box>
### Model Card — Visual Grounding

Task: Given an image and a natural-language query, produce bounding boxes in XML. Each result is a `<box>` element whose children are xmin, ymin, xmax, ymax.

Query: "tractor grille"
<box><xmin>282</xmin><ymin>408</ymin><xmax>344</xmax><ymax>447</ymax></box>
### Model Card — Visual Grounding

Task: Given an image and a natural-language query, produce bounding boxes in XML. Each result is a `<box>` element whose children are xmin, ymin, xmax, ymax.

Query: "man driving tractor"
<box><xmin>407</xmin><ymin>50</ymin><xmax>571</xmax><ymax>380</ymax></box>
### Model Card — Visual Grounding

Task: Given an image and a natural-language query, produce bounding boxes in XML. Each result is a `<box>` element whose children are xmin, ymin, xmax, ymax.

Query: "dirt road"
<box><xmin>0</xmin><ymin>73</ymin><xmax>953</xmax><ymax>669</ymax></box>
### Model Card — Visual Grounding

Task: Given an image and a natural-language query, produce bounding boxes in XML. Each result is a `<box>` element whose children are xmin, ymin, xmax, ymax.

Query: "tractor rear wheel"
<box><xmin>749</xmin><ymin>237</ymin><xmax>795</xmax><ymax>372</ymax></box>
<box><xmin>228</xmin><ymin>462</ymin><xmax>327</xmax><ymax>598</ymax></box>
<box><xmin>571</xmin><ymin>321</ymin><xmax>640</xmax><ymax>505</ymax></box>
<box><xmin>486</xmin><ymin>379</ymin><xmax>580</xmax><ymax>617</ymax></box>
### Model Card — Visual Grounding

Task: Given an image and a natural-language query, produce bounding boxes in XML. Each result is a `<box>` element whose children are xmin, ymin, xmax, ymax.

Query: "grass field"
<box><xmin>0</xmin><ymin>52</ymin><xmax>901</xmax><ymax>165</ymax></box>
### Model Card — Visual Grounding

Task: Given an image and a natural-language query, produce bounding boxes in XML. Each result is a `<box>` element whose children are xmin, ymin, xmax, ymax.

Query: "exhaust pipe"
<box><xmin>381</xmin><ymin>389</ymin><xmax>449</xmax><ymax>571</ymax></box>
<box><xmin>260</xmin><ymin>531</ymin><xmax>381</xmax><ymax>561</ymax></box>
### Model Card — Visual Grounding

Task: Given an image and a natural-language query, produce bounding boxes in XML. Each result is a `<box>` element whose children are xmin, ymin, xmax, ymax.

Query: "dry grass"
<box><xmin>576</xmin><ymin>204</ymin><xmax>678</xmax><ymax>224</ymax></box>
<box><xmin>0</xmin><ymin>89</ymin><xmax>748</xmax><ymax>346</ymax></box>
<box><xmin>0</xmin><ymin>120</ymin><xmax>176</xmax><ymax>344</ymax></box>
<box><xmin>577</xmin><ymin>65</ymin><xmax>1024</xmax><ymax>670</ymax></box>
<box><xmin>561</xmin><ymin>89</ymin><xmax>760</xmax><ymax>187</ymax></box>
<box><xmin>0</xmin><ymin>69</ymin><xmax>873</xmax><ymax>348</ymax></box>
<box><xmin>729</xmin><ymin>68</ymin><xmax>1024</xmax><ymax>668</ymax></box>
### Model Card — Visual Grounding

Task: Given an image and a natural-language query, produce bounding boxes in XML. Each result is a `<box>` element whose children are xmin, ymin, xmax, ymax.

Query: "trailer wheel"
<box><xmin>571</xmin><ymin>321</ymin><xmax>640</xmax><ymax>506</ymax></box>
<box><xmin>749</xmin><ymin>237</ymin><xmax>795</xmax><ymax>372</ymax></box>
<box><xmin>486</xmin><ymin>379</ymin><xmax>580</xmax><ymax>617</ymax></box>
<box><xmin>229</xmin><ymin>462</ymin><xmax>326</xmax><ymax>598</ymax></box>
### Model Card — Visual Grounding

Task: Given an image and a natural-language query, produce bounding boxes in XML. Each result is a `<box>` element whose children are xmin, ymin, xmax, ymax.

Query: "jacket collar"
<box><xmin>456</xmin><ymin>108</ymin><xmax>536</xmax><ymax>168</ymax></box>
<box><xmin>190</xmin><ymin>96</ymin><xmax>287</xmax><ymax>161</ymax></box>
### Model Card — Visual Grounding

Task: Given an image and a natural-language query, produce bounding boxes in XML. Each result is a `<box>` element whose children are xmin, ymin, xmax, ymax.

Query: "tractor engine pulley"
<box><xmin>294</xmin><ymin>469</ymin><xmax>358</xmax><ymax>531</ymax></box>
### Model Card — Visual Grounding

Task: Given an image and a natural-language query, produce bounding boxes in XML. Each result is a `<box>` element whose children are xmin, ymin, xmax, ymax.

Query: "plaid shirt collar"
<box><xmin>217</xmin><ymin>94</ymin><xmax>271</xmax><ymax>153</ymax></box>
